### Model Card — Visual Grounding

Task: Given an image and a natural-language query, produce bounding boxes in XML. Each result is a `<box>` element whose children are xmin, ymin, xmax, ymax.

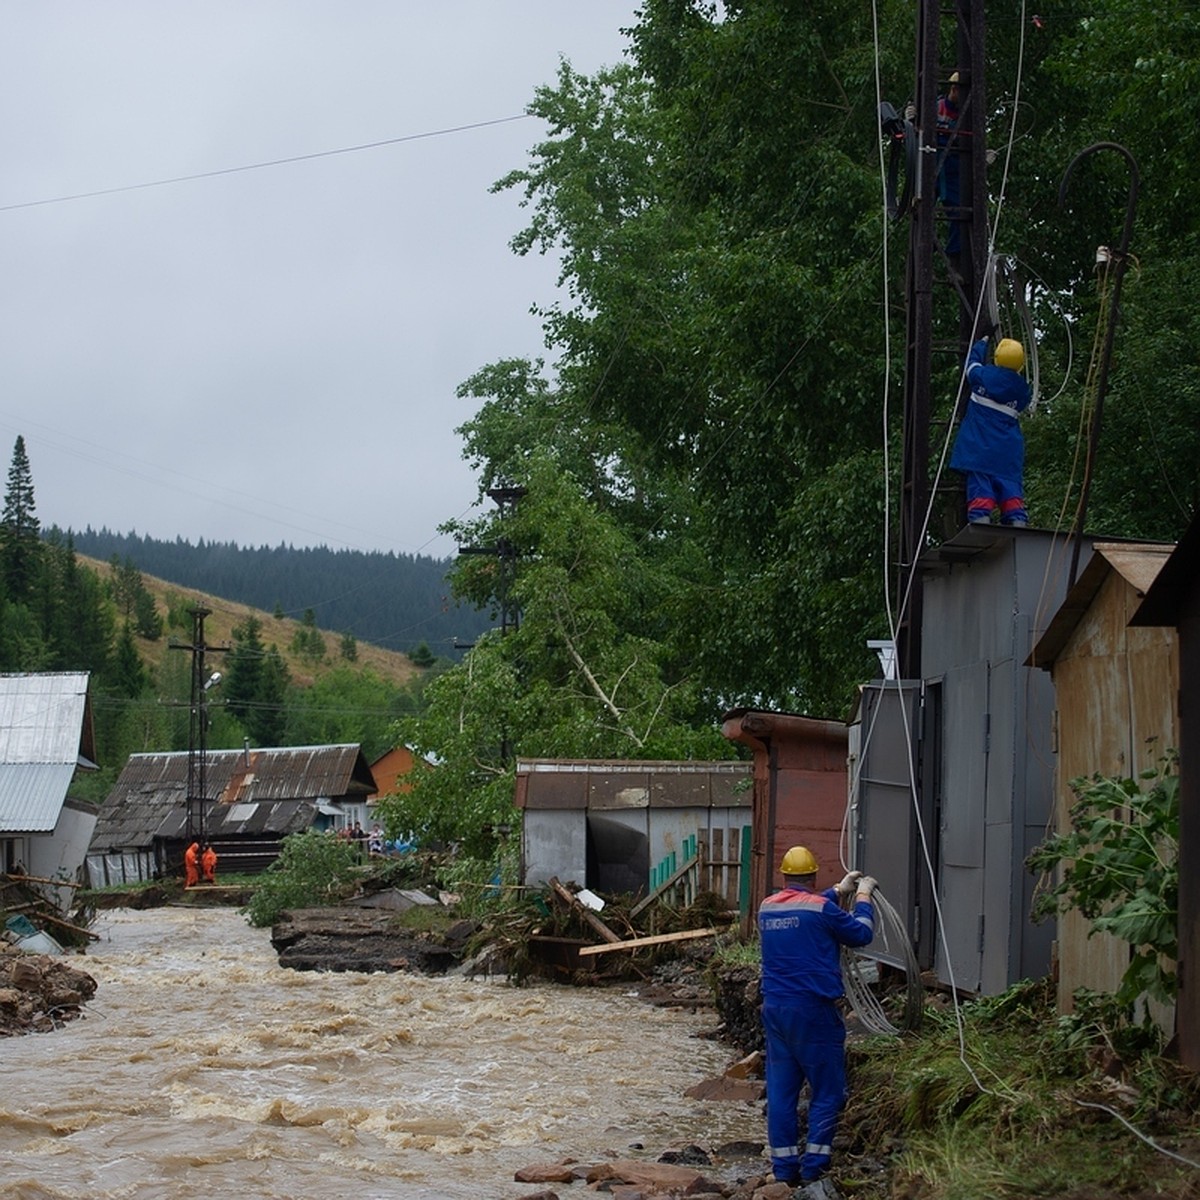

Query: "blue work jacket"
<box><xmin>949</xmin><ymin>338</ymin><xmax>1032</xmax><ymax>479</ymax></box>
<box><xmin>758</xmin><ymin>886</ymin><xmax>875</xmax><ymax>1003</ymax></box>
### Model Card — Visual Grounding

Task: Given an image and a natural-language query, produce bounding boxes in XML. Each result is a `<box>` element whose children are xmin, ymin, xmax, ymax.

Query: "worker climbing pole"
<box><xmin>886</xmin><ymin>0</ymin><xmax>989</xmax><ymax>680</ymax></box>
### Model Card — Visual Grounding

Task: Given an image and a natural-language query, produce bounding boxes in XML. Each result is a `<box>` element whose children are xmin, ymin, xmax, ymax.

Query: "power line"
<box><xmin>0</xmin><ymin>114</ymin><xmax>533</xmax><ymax>213</ymax></box>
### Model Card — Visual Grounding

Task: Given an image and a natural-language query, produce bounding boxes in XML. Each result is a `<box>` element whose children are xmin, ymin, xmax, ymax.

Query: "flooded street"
<box><xmin>0</xmin><ymin>907</ymin><xmax>761</xmax><ymax>1200</ymax></box>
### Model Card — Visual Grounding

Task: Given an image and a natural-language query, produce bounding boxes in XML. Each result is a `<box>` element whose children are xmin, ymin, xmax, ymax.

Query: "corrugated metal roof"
<box><xmin>0</xmin><ymin>763</ymin><xmax>80</xmax><ymax>832</ymax></box>
<box><xmin>0</xmin><ymin>672</ymin><xmax>92</xmax><ymax>764</ymax></box>
<box><xmin>90</xmin><ymin>744</ymin><xmax>374</xmax><ymax>851</ymax></box>
<box><xmin>0</xmin><ymin>672</ymin><xmax>95</xmax><ymax>832</ymax></box>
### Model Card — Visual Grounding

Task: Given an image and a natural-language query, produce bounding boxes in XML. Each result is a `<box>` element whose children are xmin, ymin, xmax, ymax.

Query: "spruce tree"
<box><xmin>0</xmin><ymin>436</ymin><xmax>41</xmax><ymax>603</ymax></box>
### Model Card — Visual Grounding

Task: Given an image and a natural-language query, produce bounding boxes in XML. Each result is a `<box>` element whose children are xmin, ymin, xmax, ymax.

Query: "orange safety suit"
<box><xmin>184</xmin><ymin>842</ymin><xmax>200</xmax><ymax>888</ymax></box>
<box><xmin>201</xmin><ymin>846</ymin><xmax>218</xmax><ymax>884</ymax></box>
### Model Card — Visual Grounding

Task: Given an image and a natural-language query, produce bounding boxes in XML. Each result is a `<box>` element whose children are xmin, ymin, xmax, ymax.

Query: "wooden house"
<box><xmin>515</xmin><ymin>758</ymin><xmax>752</xmax><ymax>909</ymax></box>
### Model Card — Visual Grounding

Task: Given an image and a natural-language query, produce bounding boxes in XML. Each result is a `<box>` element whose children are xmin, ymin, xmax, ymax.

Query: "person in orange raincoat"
<box><xmin>201</xmin><ymin>844</ymin><xmax>218</xmax><ymax>884</ymax></box>
<box><xmin>184</xmin><ymin>842</ymin><xmax>200</xmax><ymax>888</ymax></box>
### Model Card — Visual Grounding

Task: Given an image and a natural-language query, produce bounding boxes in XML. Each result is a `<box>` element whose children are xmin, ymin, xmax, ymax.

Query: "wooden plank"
<box><xmin>4</xmin><ymin>872</ymin><xmax>83</xmax><ymax>889</ymax></box>
<box><xmin>629</xmin><ymin>857</ymin><xmax>698</xmax><ymax>919</ymax></box>
<box><xmin>577</xmin><ymin>927</ymin><xmax>719</xmax><ymax>957</ymax></box>
<box><xmin>548</xmin><ymin>877</ymin><xmax>622</xmax><ymax>943</ymax></box>
<box><xmin>698</xmin><ymin>832</ymin><xmax>711</xmax><ymax>893</ymax></box>
<box><xmin>25</xmin><ymin>909</ymin><xmax>101</xmax><ymax>940</ymax></box>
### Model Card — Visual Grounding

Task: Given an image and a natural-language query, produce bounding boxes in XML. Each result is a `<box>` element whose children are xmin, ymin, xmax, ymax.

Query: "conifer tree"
<box><xmin>0</xmin><ymin>436</ymin><xmax>41</xmax><ymax>603</ymax></box>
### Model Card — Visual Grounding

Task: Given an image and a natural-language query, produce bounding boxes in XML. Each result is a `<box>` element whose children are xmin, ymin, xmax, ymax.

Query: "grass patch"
<box><xmin>839</xmin><ymin>979</ymin><xmax>1200</xmax><ymax>1199</ymax></box>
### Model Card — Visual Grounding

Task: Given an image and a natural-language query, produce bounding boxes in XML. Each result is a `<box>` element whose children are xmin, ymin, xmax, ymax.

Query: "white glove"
<box><xmin>836</xmin><ymin>871</ymin><xmax>862</xmax><ymax>898</ymax></box>
<box><xmin>857</xmin><ymin>876</ymin><xmax>878</xmax><ymax>899</ymax></box>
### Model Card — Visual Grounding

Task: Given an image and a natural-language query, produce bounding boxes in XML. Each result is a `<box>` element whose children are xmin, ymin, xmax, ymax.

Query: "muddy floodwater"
<box><xmin>0</xmin><ymin>907</ymin><xmax>762</xmax><ymax>1200</ymax></box>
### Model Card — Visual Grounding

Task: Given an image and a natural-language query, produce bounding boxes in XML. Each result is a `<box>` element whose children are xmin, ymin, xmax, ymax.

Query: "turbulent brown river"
<box><xmin>0</xmin><ymin>907</ymin><xmax>761</xmax><ymax>1199</ymax></box>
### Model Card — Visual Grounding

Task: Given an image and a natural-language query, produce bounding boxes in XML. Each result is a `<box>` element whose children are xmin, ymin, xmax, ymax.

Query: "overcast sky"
<box><xmin>0</xmin><ymin>2</ymin><xmax>639</xmax><ymax>560</ymax></box>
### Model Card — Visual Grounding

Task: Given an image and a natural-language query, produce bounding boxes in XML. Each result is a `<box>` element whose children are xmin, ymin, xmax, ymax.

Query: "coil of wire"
<box><xmin>840</xmin><ymin>887</ymin><xmax>924</xmax><ymax>1035</ymax></box>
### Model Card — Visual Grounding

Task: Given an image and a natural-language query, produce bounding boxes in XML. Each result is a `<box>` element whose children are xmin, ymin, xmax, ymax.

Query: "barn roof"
<box><xmin>90</xmin><ymin>743</ymin><xmax>376</xmax><ymax>851</ymax></box>
<box><xmin>0</xmin><ymin>672</ymin><xmax>96</xmax><ymax>833</ymax></box>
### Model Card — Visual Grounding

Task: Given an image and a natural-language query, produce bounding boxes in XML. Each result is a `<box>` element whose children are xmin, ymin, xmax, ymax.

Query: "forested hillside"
<box><xmin>0</xmin><ymin>436</ymin><xmax>447</xmax><ymax>802</ymax></box>
<box><xmin>65</xmin><ymin>528</ymin><xmax>494</xmax><ymax>657</ymax></box>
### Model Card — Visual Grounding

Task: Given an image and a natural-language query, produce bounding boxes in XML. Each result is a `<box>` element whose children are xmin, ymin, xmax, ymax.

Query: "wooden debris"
<box><xmin>577</xmin><ymin>927</ymin><xmax>718</xmax><ymax>957</ymax></box>
<box><xmin>547</xmin><ymin>877</ymin><xmax>623</xmax><ymax>944</ymax></box>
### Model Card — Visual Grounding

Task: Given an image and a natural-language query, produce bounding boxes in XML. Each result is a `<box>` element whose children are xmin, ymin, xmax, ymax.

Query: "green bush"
<box><xmin>1028</xmin><ymin>754</ymin><xmax>1179</xmax><ymax>1007</ymax></box>
<box><xmin>242</xmin><ymin>830</ymin><xmax>361</xmax><ymax>927</ymax></box>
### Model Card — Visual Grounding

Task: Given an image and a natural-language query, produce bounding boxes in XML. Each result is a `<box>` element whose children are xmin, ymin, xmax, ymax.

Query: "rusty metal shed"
<box><xmin>515</xmin><ymin>758</ymin><xmax>751</xmax><ymax>903</ymax></box>
<box><xmin>720</xmin><ymin>710</ymin><xmax>849</xmax><ymax>923</ymax></box>
<box><xmin>1130</xmin><ymin>514</ymin><xmax>1200</xmax><ymax>1070</ymax></box>
<box><xmin>852</xmin><ymin>525</ymin><xmax>1098</xmax><ymax>995</ymax></box>
<box><xmin>87</xmin><ymin>743</ymin><xmax>377</xmax><ymax>883</ymax></box>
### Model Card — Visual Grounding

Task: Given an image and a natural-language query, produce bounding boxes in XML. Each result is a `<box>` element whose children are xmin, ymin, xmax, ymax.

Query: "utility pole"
<box><xmin>169</xmin><ymin>607</ymin><xmax>229</xmax><ymax>851</ymax></box>
<box><xmin>895</xmin><ymin>0</ymin><xmax>988</xmax><ymax>680</ymax></box>
<box><xmin>459</xmin><ymin>484</ymin><xmax>527</xmax><ymax>638</ymax></box>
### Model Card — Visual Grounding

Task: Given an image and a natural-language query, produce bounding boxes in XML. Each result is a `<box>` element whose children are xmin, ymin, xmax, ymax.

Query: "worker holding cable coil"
<box><xmin>758</xmin><ymin>845</ymin><xmax>876</xmax><ymax>1194</ymax></box>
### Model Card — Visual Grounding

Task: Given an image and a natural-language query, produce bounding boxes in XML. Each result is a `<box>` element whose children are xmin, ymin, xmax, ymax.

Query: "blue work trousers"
<box><xmin>762</xmin><ymin>998</ymin><xmax>847</xmax><ymax>1183</ymax></box>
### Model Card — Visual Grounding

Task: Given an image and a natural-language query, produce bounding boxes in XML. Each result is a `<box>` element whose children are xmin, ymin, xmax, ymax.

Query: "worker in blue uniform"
<box><xmin>758</xmin><ymin>846</ymin><xmax>877</xmax><ymax>1189</ymax></box>
<box><xmin>950</xmin><ymin>335</ymin><xmax>1033</xmax><ymax>526</ymax></box>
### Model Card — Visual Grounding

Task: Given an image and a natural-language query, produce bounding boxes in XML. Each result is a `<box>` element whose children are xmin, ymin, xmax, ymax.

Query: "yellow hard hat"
<box><xmin>949</xmin><ymin>71</ymin><xmax>961</xmax><ymax>84</ymax></box>
<box><xmin>995</xmin><ymin>338</ymin><xmax>1025</xmax><ymax>371</ymax></box>
<box><xmin>780</xmin><ymin>845</ymin><xmax>819</xmax><ymax>876</ymax></box>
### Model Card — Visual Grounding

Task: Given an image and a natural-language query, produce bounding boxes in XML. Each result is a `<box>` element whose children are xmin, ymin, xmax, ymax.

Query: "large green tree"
<box><xmin>411</xmin><ymin>0</ymin><xmax>1200</xmax><ymax>868</ymax></box>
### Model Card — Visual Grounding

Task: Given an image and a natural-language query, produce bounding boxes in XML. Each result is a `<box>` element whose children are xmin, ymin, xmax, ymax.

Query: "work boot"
<box><xmin>794</xmin><ymin>1178</ymin><xmax>842</xmax><ymax>1200</ymax></box>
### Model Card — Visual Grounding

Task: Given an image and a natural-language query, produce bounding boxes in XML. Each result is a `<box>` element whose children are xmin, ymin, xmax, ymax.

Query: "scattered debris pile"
<box><xmin>477</xmin><ymin>878</ymin><xmax>740</xmax><ymax>985</ymax></box>
<box><xmin>0</xmin><ymin>944</ymin><xmax>97</xmax><ymax>1036</ymax></box>
<box><xmin>2</xmin><ymin>870</ymin><xmax>98</xmax><ymax>949</ymax></box>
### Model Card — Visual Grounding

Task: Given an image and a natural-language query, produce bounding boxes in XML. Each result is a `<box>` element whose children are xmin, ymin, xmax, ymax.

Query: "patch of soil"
<box><xmin>270</xmin><ymin>907</ymin><xmax>469</xmax><ymax>974</ymax></box>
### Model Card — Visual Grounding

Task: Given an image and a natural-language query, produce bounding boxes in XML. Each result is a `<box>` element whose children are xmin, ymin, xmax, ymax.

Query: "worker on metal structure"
<box><xmin>201</xmin><ymin>844</ymin><xmax>218</xmax><ymax>884</ymax></box>
<box><xmin>950</xmin><ymin>335</ymin><xmax>1033</xmax><ymax>526</ymax></box>
<box><xmin>758</xmin><ymin>845</ymin><xmax>876</xmax><ymax>1192</ymax></box>
<box><xmin>184</xmin><ymin>841</ymin><xmax>200</xmax><ymax>889</ymax></box>
<box><xmin>937</xmin><ymin>71</ymin><xmax>964</xmax><ymax>257</ymax></box>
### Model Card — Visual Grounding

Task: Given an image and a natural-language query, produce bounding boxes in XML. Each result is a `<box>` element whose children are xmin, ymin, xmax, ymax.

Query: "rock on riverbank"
<box><xmin>0</xmin><ymin>944</ymin><xmax>97</xmax><ymax>1036</ymax></box>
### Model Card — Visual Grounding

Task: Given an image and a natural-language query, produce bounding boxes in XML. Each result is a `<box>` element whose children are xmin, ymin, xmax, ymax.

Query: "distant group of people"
<box><xmin>332</xmin><ymin>821</ymin><xmax>390</xmax><ymax>858</ymax></box>
<box><xmin>183</xmin><ymin>841</ymin><xmax>218</xmax><ymax>887</ymax></box>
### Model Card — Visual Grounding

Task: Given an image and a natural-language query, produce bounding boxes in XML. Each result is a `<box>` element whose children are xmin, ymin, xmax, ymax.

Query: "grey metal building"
<box><xmin>852</xmin><ymin>525</ymin><xmax>1096</xmax><ymax>995</ymax></box>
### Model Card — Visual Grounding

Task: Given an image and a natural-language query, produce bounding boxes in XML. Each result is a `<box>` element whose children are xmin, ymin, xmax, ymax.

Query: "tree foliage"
<box><xmin>414</xmin><ymin>0</ymin><xmax>1200</xmax><ymax>867</ymax></box>
<box><xmin>242</xmin><ymin>829</ymin><xmax>361</xmax><ymax>927</ymax></box>
<box><xmin>224</xmin><ymin>616</ymin><xmax>292</xmax><ymax>746</ymax></box>
<box><xmin>1028</xmin><ymin>758</ymin><xmax>1179</xmax><ymax>1008</ymax></box>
